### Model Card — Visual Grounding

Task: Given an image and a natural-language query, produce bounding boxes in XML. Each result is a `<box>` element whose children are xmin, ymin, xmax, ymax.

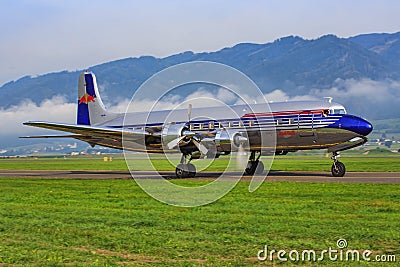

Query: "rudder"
<box><xmin>77</xmin><ymin>71</ymin><xmax>116</xmax><ymax>125</ymax></box>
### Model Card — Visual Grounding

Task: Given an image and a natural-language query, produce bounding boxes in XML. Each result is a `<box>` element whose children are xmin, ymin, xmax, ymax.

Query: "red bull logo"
<box><xmin>79</xmin><ymin>93</ymin><xmax>95</xmax><ymax>104</ymax></box>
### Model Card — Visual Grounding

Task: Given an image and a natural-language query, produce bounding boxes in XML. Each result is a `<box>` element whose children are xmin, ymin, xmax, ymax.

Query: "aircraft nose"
<box><xmin>354</xmin><ymin>118</ymin><xmax>373</xmax><ymax>136</ymax></box>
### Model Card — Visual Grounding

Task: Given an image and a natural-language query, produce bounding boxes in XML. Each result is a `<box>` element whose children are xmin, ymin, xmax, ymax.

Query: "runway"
<box><xmin>0</xmin><ymin>170</ymin><xmax>400</xmax><ymax>184</ymax></box>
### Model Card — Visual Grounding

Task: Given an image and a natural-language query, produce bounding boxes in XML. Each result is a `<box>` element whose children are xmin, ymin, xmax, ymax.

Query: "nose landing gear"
<box><xmin>175</xmin><ymin>154</ymin><xmax>197</xmax><ymax>178</ymax></box>
<box><xmin>331</xmin><ymin>152</ymin><xmax>346</xmax><ymax>177</ymax></box>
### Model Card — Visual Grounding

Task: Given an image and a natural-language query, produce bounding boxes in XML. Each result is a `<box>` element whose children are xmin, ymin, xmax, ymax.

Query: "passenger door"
<box><xmin>298</xmin><ymin>111</ymin><xmax>315</xmax><ymax>137</ymax></box>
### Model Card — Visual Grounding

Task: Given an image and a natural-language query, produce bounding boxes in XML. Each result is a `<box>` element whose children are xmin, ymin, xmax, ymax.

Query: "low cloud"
<box><xmin>263</xmin><ymin>89</ymin><xmax>318</xmax><ymax>102</ymax></box>
<box><xmin>0</xmin><ymin>96</ymin><xmax>75</xmax><ymax>136</ymax></box>
<box><xmin>310</xmin><ymin>78</ymin><xmax>400</xmax><ymax>118</ymax></box>
<box><xmin>119</xmin><ymin>87</ymin><xmax>246</xmax><ymax>113</ymax></box>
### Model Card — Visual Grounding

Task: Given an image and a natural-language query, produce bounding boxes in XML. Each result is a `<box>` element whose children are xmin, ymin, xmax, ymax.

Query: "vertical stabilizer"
<box><xmin>77</xmin><ymin>71</ymin><xmax>117</xmax><ymax>125</ymax></box>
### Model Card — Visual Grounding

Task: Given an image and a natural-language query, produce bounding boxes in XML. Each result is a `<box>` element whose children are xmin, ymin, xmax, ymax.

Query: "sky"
<box><xmin>1</xmin><ymin>0</ymin><xmax>400</xmax><ymax>86</ymax></box>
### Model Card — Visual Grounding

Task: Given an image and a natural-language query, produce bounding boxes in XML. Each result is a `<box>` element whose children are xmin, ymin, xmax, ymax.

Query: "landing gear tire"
<box><xmin>331</xmin><ymin>161</ymin><xmax>346</xmax><ymax>177</ymax></box>
<box><xmin>245</xmin><ymin>160</ymin><xmax>264</xmax><ymax>175</ymax></box>
<box><xmin>187</xmin><ymin>163</ymin><xmax>196</xmax><ymax>178</ymax></box>
<box><xmin>175</xmin><ymin>163</ymin><xmax>196</xmax><ymax>178</ymax></box>
<box><xmin>175</xmin><ymin>164</ymin><xmax>187</xmax><ymax>178</ymax></box>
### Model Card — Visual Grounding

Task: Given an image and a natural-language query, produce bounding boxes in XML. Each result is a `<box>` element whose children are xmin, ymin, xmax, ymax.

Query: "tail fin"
<box><xmin>77</xmin><ymin>71</ymin><xmax>117</xmax><ymax>125</ymax></box>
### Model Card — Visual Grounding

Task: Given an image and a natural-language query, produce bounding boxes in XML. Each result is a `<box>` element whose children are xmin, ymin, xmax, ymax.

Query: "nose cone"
<box><xmin>329</xmin><ymin>115</ymin><xmax>373</xmax><ymax>136</ymax></box>
<box><xmin>355</xmin><ymin>118</ymin><xmax>373</xmax><ymax>136</ymax></box>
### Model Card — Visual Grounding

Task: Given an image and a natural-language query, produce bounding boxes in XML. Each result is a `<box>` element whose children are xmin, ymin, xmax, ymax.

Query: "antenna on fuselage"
<box><xmin>323</xmin><ymin>97</ymin><xmax>333</xmax><ymax>103</ymax></box>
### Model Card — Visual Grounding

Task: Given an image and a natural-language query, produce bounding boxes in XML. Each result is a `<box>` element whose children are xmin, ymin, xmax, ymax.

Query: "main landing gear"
<box><xmin>331</xmin><ymin>151</ymin><xmax>346</xmax><ymax>177</ymax></box>
<box><xmin>175</xmin><ymin>151</ymin><xmax>266</xmax><ymax>178</ymax></box>
<box><xmin>245</xmin><ymin>151</ymin><xmax>264</xmax><ymax>175</ymax></box>
<box><xmin>175</xmin><ymin>154</ymin><xmax>196</xmax><ymax>178</ymax></box>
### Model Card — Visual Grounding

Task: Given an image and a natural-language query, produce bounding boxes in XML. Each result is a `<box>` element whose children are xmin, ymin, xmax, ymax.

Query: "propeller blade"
<box><xmin>188</xmin><ymin>104</ymin><xmax>193</xmax><ymax>122</ymax></box>
<box><xmin>236</xmin><ymin>144</ymin><xmax>247</xmax><ymax>170</ymax></box>
<box><xmin>192</xmin><ymin>139</ymin><xmax>208</xmax><ymax>155</ymax></box>
<box><xmin>167</xmin><ymin>136</ymin><xmax>185</xmax><ymax>149</ymax></box>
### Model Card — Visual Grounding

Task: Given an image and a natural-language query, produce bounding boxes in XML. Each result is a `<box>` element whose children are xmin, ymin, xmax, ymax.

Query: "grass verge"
<box><xmin>0</xmin><ymin>178</ymin><xmax>399</xmax><ymax>266</ymax></box>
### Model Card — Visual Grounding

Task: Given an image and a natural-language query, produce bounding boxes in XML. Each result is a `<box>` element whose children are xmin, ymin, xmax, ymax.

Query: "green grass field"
<box><xmin>0</xmin><ymin>178</ymin><xmax>399</xmax><ymax>266</ymax></box>
<box><xmin>0</xmin><ymin>154</ymin><xmax>399</xmax><ymax>266</ymax></box>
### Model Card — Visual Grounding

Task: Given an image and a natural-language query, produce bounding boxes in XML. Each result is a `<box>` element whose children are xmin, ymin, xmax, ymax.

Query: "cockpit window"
<box><xmin>330</xmin><ymin>108</ymin><xmax>347</xmax><ymax>114</ymax></box>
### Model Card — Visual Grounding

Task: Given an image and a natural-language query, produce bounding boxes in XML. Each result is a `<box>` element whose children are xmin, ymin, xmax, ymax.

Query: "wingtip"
<box><xmin>22</xmin><ymin>120</ymin><xmax>37</xmax><ymax>126</ymax></box>
<box><xmin>23</xmin><ymin>121</ymin><xmax>49</xmax><ymax>126</ymax></box>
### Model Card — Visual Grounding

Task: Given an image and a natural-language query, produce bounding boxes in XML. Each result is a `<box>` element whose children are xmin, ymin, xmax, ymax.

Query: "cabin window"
<box><xmin>230</xmin><ymin>121</ymin><xmax>240</xmax><ymax>127</ymax></box>
<box><xmin>219</xmin><ymin>122</ymin><xmax>228</xmax><ymax>128</ymax></box>
<box><xmin>330</xmin><ymin>109</ymin><xmax>346</xmax><ymax>115</ymax></box>
<box><xmin>209</xmin><ymin>122</ymin><xmax>214</xmax><ymax>130</ymax></box>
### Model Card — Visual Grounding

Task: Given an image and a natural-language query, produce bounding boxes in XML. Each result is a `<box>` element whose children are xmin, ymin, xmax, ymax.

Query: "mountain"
<box><xmin>1</xmin><ymin>32</ymin><xmax>400</xmax><ymax>120</ymax></box>
<box><xmin>349</xmin><ymin>32</ymin><xmax>400</xmax><ymax>66</ymax></box>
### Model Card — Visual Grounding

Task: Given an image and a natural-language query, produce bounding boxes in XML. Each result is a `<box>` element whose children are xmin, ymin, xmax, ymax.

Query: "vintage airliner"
<box><xmin>23</xmin><ymin>71</ymin><xmax>373</xmax><ymax>178</ymax></box>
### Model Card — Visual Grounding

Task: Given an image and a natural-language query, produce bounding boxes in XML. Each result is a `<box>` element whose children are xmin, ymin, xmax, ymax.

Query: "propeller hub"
<box><xmin>233</xmin><ymin>133</ymin><xmax>248</xmax><ymax>147</ymax></box>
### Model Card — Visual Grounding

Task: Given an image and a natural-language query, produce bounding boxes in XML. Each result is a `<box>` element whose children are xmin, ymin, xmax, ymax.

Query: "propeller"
<box><xmin>231</xmin><ymin>132</ymin><xmax>249</xmax><ymax>169</ymax></box>
<box><xmin>188</xmin><ymin>103</ymin><xmax>192</xmax><ymax>122</ymax></box>
<box><xmin>167</xmin><ymin>131</ymin><xmax>210</xmax><ymax>155</ymax></box>
<box><xmin>235</xmin><ymin>134</ymin><xmax>248</xmax><ymax>170</ymax></box>
<box><xmin>166</xmin><ymin>104</ymin><xmax>210</xmax><ymax>154</ymax></box>
<box><xmin>167</xmin><ymin>130</ymin><xmax>195</xmax><ymax>150</ymax></box>
<box><xmin>237</xmin><ymin>143</ymin><xmax>247</xmax><ymax>170</ymax></box>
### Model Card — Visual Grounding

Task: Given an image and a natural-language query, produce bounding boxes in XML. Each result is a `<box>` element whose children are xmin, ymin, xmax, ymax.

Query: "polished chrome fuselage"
<box><xmin>90</xmin><ymin>100</ymin><xmax>372</xmax><ymax>154</ymax></box>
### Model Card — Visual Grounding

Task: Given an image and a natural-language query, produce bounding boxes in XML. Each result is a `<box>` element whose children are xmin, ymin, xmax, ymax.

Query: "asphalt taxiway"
<box><xmin>0</xmin><ymin>170</ymin><xmax>399</xmax><ymax>184</ymax></box>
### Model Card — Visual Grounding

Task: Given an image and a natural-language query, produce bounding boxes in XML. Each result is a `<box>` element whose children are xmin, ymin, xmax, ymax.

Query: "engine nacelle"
<box><xmin>215</xmin><ymin>129</ymin><xmax>248</xmax><ymax>152</ymax></box>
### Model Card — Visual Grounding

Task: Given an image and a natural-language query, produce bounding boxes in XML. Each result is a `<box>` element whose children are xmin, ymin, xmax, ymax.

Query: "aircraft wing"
<box><xmin>20</xmin><ymin>134</ymin><xmax>82</xmax><ymax>138</ymax></box>
<box><xmin>22</xmin><ymin>121</ymin><xmax>150</xmax><ymax>148</ymax></box>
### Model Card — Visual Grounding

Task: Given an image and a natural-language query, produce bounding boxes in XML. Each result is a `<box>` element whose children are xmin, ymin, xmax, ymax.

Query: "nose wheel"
<box><xmin>331</xmin><ymin>152</ymin><xmax>346</xmax><ymax>177</ymax></box>
<box><xmin>175</xmin><ymin>154</ymin><xmax>197</xmax><ymax>178</ymax></box>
